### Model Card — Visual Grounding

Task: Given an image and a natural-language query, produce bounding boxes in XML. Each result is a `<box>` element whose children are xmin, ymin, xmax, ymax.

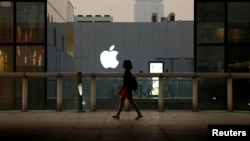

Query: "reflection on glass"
<box><xmin>16</xmin><ymin>45</ymin><xmax>44</xmax><ymax>72</ymax></box>
<box><xmin>227</xmin><ymin>45</ymin><xmax>250</xmax><ymax>72</ymax></box>
<box><xmin>163</xmin><ymin>78</ymin><xmax>192</xmax><ymax>99</ymax></box>
<box><xmin>16</xmin><ymin>2</ymin><xmax>45</xmax><ymax>43</ymax></box>
<box><xmin>196</xmin><ymin>2</ymin><xmax>225</xmax><ymax>44</ymax></box>
<box><xmin>67</xmin><ymin>24</ymin><xmax>74</xmax><ymax>57</ymax></box>
<box><xmin>196</xmin><ymin>46</ymin><xmax>224</xmax><ymax>72</ymax></box>
<box><xmin>0</xmin><ymin>46</ymin><xmax>13</xmax><ymax>72</ymax></box>
<box><xmin>228</xmin><ymin>2</ymin><xmax>250</xmax><ymax>43</ymax></box>
<box><xmin>214</xmin><ymin>28</ymin><xmax>224</xmax><ymax>40</ymax></box>
<box><xmin>136</xmin><ymin>77</ymin><xmax>153</xmax><ymax>98</ymax></box>
<box><xmin>0</xmin><ymin>2</ymin><xmax>14</xmax><ymax>43</ymax></box>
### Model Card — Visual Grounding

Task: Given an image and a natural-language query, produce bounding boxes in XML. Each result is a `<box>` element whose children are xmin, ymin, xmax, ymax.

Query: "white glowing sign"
<box><xmin>149</xmin><ymin>62</ymin><xmax>164</xmax><ymax>95</ymax></box>
<box><xmin>100</xmin><ymin>45</ymin><xmax>119</xmax><ymax>69</ymax></box>
<box><xmin>149</xmin><ymin>62</ymin><xmax>164</xmax><ymax>73</ymax></box>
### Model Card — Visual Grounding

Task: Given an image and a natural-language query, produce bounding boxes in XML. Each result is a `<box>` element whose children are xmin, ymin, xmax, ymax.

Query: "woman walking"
<box><xmin>112</xmin><ymin>60</ymin><xmax>143</xmax><ymax>120</ymax></box>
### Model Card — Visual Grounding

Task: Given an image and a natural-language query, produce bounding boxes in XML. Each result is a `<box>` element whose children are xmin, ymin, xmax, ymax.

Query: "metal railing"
<box><xmin>0</xmin><ymin>72</ymin><xmax>250</xmax><ymax>112</ymax></box>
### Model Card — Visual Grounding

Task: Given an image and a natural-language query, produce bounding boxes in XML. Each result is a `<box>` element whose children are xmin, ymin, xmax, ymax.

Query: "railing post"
<box><xmin>22</xmin><ymin>75</ymin><xmax>28</xmax><ymax>112</ymax></box>
<box><xmin>227</xmin><ymin>76</ymin><xmax>233</xmax><ymax>112</ymax></box>
<box><xmin>158</xmin><ymin>75</ymin><xmax>164</xmax><ymax>112</ymax></box>
<box><xmin>56</xmin><ymin>75</ymin><xmax>62</xmax><ymax>111</ymax></box>
<box><xmin>192</xmin><ymin>76</ymin><xmax>198</xmax><ymax>112</ymax></box>
<box><xmin>91</xmin><ymin>75</ymin><xmax>96</xmax><ymax>111</ymax></box>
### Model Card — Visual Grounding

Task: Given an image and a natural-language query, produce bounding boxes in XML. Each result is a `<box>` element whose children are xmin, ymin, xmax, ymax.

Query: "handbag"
<box><xmin>130</xmin><ymin>76</ymin><xmax>138</xmax><ymax>91</ymax></box>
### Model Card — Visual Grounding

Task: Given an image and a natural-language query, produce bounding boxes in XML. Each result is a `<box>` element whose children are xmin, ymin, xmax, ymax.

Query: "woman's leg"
<box><xmin>113</xmin><ymin>96</ymin><xmax>126</xmax><ymax>119</ymax></box>
<box><xmin>127</xmin><ymin>96</ymin><xmax>143</xmax><ymax>120</ymax></box>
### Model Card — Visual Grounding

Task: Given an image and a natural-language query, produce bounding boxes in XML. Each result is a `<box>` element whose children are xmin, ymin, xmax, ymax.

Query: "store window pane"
<box><xmin>198</xmin><ymin>78</ymin><xmax>226</xmax><ymax>110</ymax></box>
<box><xmin>196</xmin><ymin>2</ymin><xmax>225</xmax><ymax>44</ymax></box>
<box><xmin>16</xmin><ymin>2</ymin><xmax>45</xmax><ymax>43</ymax></box>
<box><xmin>227</xmin><ymin>45</ymin><xmax>250</xmax><ymax>72</ymax></box>
<box><xmin>0</xmin><ymin>46</ymin><xmax>13</xmax><ymax>72</ymax></box>
<box><xmin>16</xmin><ymin>45</ymin><xmax>44</xmax><ymax>72</ymax></box>
<box><xmin>0</xmin><ymin>2</ymin><xmax>14</xmax><ymax>43</ymax></box>
<box><xmin>228</xmin><ymin>2</ymin><xmax>250</xmax><ymax>43</ymax></box>
<box><xmin>173</xmin><ymin>59</ymin><xmax>193</xmax><ymax>73</ymax></box>
<box><xmin>196</xmin><ymin>46</ymin><xmax>224</xmax><ymax>72</ymax></box>
<box><xmin>233</xmin><ymin>78</ymin><xmax>250</xmax><ymax>110</ymax></box>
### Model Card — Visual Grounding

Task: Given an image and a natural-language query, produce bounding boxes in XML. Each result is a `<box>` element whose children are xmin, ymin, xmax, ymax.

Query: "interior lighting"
<box><xmin>0</xmin><ymin>2</ymin><xmax>11</xmax><ymax>7</ymax></box>
<box><xmin>214</xmin><ymin>28</ymin><xmax>224</xmax><ymax>40</ymax></box>
<box><xmin>229</xmin><ymin>29</ymin><xmax>243</xmax><ymax>42</ymax></box>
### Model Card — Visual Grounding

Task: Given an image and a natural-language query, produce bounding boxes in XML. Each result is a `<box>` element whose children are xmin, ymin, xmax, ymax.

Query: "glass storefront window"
<box><xmin>196</xmin><ymin>46</ymin><xmax>224</xmax><ymax>72</ymax></box>
<box><xmin>16</xmin><ymin>2</ymin><xmax>45</xmax><ymax>43</ymax></box>
<box><xmin>228</xmin><ymin>2</ymin><xmax>250</xmax><ymax>43</ymax></box>
<box><xmin>227</xmin><ymin>45</ymin><xmax>250</xmax><ymax>72</ymax></box>
<box><xmin>233</xmin><ymin>78</ymin><xmax>250</xmax><ymax>110</ymax></box>
<box><xmin>195</xmin><ymin>1</ymin><xmax>250</xmax><ymax>111</ymax></box>
<box><xmin>196</xmin><ymin>2</ymin><xmax>225</xmax><ymax>44</ymax></box>
<box><xmin>198</xmin><ymin>78</ymin><xmax>226</xmax><ymax>110</ymax></box>
<box><xmin>0</xmin><ymin>46</ymin><xmax>13</xmax><ymax>72</ymax></box>
<box><xmin>16</xmin><ymin>45</ymin><xmax>45</xmax><ymax>72</ymax></box>
<box><xmin>0</xmin><ymin>2</ymin><xmax>14</xmax><ymax>43</ymax></box>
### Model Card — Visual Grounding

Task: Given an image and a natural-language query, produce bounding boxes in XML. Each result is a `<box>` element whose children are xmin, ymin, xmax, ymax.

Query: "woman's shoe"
<box><xmin>134</xmin><ymin>114</ymin><xmax>143</xmax><ymax>120</ymax></box>
<box><xmin>112</xmin><ymin>115</ymin><xmax>120</xmax><ymax>120</ymax></box>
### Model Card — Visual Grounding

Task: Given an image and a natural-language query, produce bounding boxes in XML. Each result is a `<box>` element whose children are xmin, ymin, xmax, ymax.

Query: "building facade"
<box><xmin>73</xmin><ymin>22</ymin><xmax>193</xmax><ymax>73</ymax></box>
<box><xmin>0</xmin><ymin>0</ymin><xmax>194</xmax><ymax>110</ymax></box>
<box><xmin>0</xmin><ymin>0</ymin><xmax>47</xmax><ymax>110</ymax></box>
<box><xmin>134</xmin><ymin>0</ymin><xmax>164</xmax><ymax>22</ymax></box>
<box><xmin>73</xmin><ymin>21</ymin><xmax>194</xmax><ymax>110</ymax></box>
<box><xmin>195</xmin><ymin>0</ymin><xmax>250</xmax><ymax>110</ymax></box>
<box><xmin>0</xmin><ymin>1</ymin><xmax>46</xmax><ymax>72</ymax></box>
<box><xmin>0</xmin><ymin>0</ymin><xmax>74</xmax><ymax>110</ymax></box>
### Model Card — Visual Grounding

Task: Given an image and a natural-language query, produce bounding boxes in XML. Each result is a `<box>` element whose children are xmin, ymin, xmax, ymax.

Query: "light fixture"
<box><xmin>78</xmin><ymin>83</ymin><xmax>82</xmax><ymax>96</ymax></box>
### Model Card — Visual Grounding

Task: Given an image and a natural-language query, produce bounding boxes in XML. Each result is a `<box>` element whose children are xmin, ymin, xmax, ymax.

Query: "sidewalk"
<box><xmin>0</xmin><ymin>110</ymin><xmax>250</xmax><ymax>141</ymax></box>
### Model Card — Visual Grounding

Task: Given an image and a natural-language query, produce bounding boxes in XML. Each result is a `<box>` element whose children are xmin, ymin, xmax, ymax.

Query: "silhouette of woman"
<box><xmin>112</xmin><ymin>60</ymin><xmax>143</xmax><ymax>120</ymax></box>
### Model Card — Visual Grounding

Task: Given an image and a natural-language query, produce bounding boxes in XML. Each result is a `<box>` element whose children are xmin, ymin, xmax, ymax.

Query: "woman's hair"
<box><xmin>123</xmin><ymin>60</ymin><xmax>133</xmax><ymax>70</ymax></box>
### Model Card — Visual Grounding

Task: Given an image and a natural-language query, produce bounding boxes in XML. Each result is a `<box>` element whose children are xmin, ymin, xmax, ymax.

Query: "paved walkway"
<box><xmin>0</xmin><ymin>110</ymin><xmax>250</xmax><ymax>141</ymax></box>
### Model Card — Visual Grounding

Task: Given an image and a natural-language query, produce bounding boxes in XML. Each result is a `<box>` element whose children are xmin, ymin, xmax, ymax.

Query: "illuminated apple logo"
<box><xmin>100</xmin><ymin>45</ymin><xmax>119</xmax><ymax>69</ymax></box>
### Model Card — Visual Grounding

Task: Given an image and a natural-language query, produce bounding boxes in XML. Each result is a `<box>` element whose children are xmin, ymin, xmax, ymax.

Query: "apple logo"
<box><xmin>100</xmin><ymin>45</ymin><xmax>119</xmax><ymax>69</ymax></box>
